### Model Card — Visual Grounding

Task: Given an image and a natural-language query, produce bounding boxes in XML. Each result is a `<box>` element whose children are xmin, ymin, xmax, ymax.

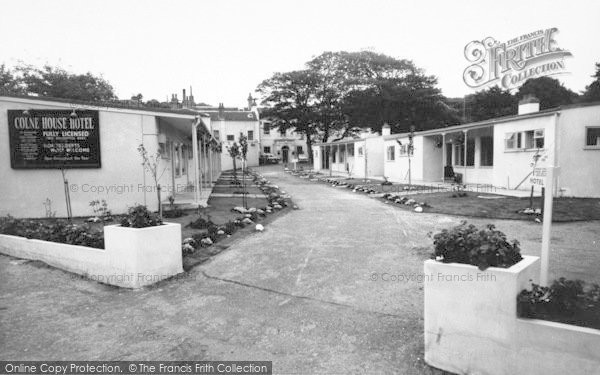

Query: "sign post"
<box><xmin>539</xmin><ymin>166</ymin><xmax>556</xmax><ymax>286</ymax></box>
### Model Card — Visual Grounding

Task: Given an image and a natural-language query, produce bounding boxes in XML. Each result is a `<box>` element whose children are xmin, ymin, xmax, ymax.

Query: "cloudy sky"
<box><xmin>2</xmin><ymin>0</ymin><xmax>599</xmax><ymax>108</ymax></box>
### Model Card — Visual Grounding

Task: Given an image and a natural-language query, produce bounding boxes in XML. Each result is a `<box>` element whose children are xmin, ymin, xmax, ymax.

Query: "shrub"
<box><xmin>432</xmin><ymin>221</ymin><xmax>522</xmax><ymax>270</ymax></box>
<box><xmin>163</xmin><ymin>208</ymin><xmax>186</xmax><ymax>218</ymax></box>
<box><xmin>223</xmin><ymin>221</ymin><xmax>237</xmax><ymax>235</ymax></box>
<box><xmin>518</xmin><ymin>278</ymin><xmax>600</xmax><ymax>330</ymax></box>
<box><xmin>187</xmin><ymin>217</ymin><xmax>214</xmax><ymax>229</ymax></box>
<box><xmin>120</xmin><ymin>205</ymin><xmax>162</xmax><ymax>228</ymax></box>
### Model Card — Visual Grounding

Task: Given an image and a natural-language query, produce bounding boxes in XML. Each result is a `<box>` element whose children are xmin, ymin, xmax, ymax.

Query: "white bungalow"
<box><xmin>0</xmin><ymin>95</ymin><xmax>222</xmax><ymax>218</ymax></box>
<box><xmin>383</xmin><ymin>97</ymin><xmax>600</xmax><ymax>197</ymax></box>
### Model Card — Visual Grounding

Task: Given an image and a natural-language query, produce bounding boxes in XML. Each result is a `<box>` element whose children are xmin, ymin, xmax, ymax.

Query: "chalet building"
<box><xmin>312</xmin><ymin>129</ymin><xmax>385</xmax><ymax>179</ymax></box>
<box><xmin>383</xmin><ymin>98</ymin><xmax>600</xmax><ymax>197</ymax></box>
<box><xmin>0</xmin><ymin>95</ymin><xmax>220</xmax><ymax>218</ymax></box>
<box><xmin>313</xmin><ymin>97</ymin><xmax>600</xmax><ymax>198</ymax></box>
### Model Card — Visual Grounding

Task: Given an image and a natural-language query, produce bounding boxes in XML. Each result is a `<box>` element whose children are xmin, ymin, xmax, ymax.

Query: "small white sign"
<box><xmin>530</xmin><ymin>167</ymin><xmax>547</xmax><ymax>186</ymax></box>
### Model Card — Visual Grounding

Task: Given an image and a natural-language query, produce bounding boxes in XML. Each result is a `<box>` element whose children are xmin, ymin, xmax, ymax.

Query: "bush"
<box><xmin>163</xmin><ymin>208</ymin><xmax>186</xmax><ymax>218</ymax></box>
<box><xmin>120</xmin><ymin>205</ymin><xmax>162</xmax><ymax>228</ymax></box>
<box><xmin>223</xmin><ymin>221</ymin><xmax>237</xmax><ymax>235</ymax></box>
<box><xmin>0</xmin><ymin>216</ymin><xmax>104</xmax><ymax>249</ymax></box>
<box><xmin>187</xmin><ymin>217</ymin><xmax>214</xmax><ymax>229</ymax></box>
<box><xmin>518</xmin><ymin>278</ymin><xmax>600</xmax><ymax>330</ymax></box>
<box><xmin>432</xmin><ymin>221</ymin><xmax>522</xmax><ymax>270</ymax></box>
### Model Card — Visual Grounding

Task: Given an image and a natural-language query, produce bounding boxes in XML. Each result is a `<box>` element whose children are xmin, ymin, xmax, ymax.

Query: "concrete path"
<box><xmin>1</xmin><ymin>165</ymin><xmax>598</xmax><ymax>374</ymax></box>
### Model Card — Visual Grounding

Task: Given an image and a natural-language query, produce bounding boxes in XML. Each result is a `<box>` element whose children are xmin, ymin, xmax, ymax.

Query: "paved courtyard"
<box><xmin>1</xmin><ymin>165</ymin><xmax>598</xmax><ymax>374</ymax></box>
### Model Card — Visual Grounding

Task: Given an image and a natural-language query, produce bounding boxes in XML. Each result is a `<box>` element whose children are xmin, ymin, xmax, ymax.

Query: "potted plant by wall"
<box><xmin>104</xmin><ymin>205</ymin><xmax>182</xmax><ymax>284</ymax></box>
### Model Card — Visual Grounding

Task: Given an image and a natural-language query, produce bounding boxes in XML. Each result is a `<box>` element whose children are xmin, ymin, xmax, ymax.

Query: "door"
<box><xmin>282</xmin><ymin>146</ymin><xmax>289</xmax><ymax>163</ymax></box>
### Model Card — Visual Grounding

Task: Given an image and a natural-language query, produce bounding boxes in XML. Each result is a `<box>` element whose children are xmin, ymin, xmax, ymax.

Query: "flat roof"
<box><xmin>0</xmin><ymin>94</ymin><xmax>201</xmax><ymax>118</ymax></box>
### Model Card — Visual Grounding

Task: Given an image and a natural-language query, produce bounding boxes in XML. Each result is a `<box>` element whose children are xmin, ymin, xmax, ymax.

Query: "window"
<box><xmin>506</xmin><ymin>129</ymin><xmax>544</xmax><ymax>150</ymax></box>
<box><xmin>348</xmin><ymin>145</ymin><xmax>354</xmax><ymax>156</ymax></box>
<box><xmin>398</xmin><ymin>144</ymin><xmax>407</xmax><ymax>155</ymax></box>
<box><xmin>505</xmin><ymin>133</ymin><xmax>516</xmax><ymax>149</ymax></box>
<box><xmin>296</xmin><ymin>146</ymin><xmax>303</xmax><ymax>154</ymax></box>
<box><xmin>339</xmin><ymin>149</ymin><xmax>344</xmax><ymax>163</ymax></box>
<box><xmin>226</xmin><ymin>134</ymin><xmax>234</xmax><ymax>141</ymax></box>
<box><xmin>263</xmin><ymin>146</ymin><xmax>271</xmax><ymax>154</ymax></box>
<box><xmin>357</xmin><ymin>147</ymin><xmax>363</xmax><ymax>156</ymax></box>
<box><xmin>213</xmin><ymin>130</ymin><xmax>220</xmax><ymax>140</ymax></box>
<box><xmin>174</xmin><ymin>144</ymin><xmax>181</xmax><ymax>177</ymax></box>
<box><xmin>586</xmin><ymin>127</ymin><xmax>600</xmax><ymax>146</ymax></box>
<box><xmin>454</xmin><ymin>143</ymin><xmax>465</xmax><ymax>166</ymax></box>
<box><xmin>387</xmin><ymin>145</ymin><xmax>395</xmax><ymax>161</ymax></box>
<box><xmin>480</xmin><ymin>136</ymin><xmax>494</xmax><ymax>166</ymax></box>
<box><xmin>263</xmin><ymin>123</ymin><xmax>270</xmax><ymax>135</ymax></box>
<box><xmin>332</xmin><ymin>148</ymin><xmax>337</xmax><ymax>163</ymax></box>
<box><xmin>248</xmin><ymin>130</ymin><xmax>254</xmax><ymax>141</ymax></box>
<box><xmin>280</xmin><ymin>129</ymin><xmax>286</xmax><ymax>137</ymax></box>
<box><xmin>466</xmin><ymin>138</ymin><xmax>475</xmax><ymax>166</ymax></box>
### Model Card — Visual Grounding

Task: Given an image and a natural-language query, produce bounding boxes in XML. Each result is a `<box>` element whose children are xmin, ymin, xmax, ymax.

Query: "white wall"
<box><xmin>557</xmin><ymin>105</ymin><xmax>600</xmax><ymax>197</ymax></box>
<box><xmin>492</xmin><ymin>115</ymin><xmax>555</xmax><ymax>190</ymax></box>
<box><xmin>215</xmin><ymin>119</ymin><xmax>260</xmax><ymax>170</ymax></box>
<box><xmin>383</xmin><ymin>136</ymin><xmax>423</xmax><ymax>182</ymax></box>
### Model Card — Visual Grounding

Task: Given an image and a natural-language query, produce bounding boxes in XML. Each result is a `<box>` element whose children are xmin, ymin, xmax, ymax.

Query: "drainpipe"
<box><xmin>441</xmin><ymin>133</ymin><xmax>446</xmax><ymax>182</ymax></box>
<box><xmin>192</xmin><ymin>117</ymin><xmax>201</xmax><ymax>205</ymax></box>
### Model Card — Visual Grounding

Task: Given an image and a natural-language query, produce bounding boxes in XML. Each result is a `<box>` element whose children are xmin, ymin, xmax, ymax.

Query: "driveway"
<box><xmin>1</xmin><ymin>165</ymin><xmax>598</xmax><ymax>374</ymax></box>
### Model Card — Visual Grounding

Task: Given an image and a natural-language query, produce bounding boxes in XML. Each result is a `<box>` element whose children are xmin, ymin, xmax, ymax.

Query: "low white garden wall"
<box><xmin>0</xmin><ymin>222</ymin><xmax>183</xmax><ymax>289</ymax></box>
<box><xmin>424</xmin><ymin>255</ymin><xmax>600</xmax><ymax>374</ymax></box>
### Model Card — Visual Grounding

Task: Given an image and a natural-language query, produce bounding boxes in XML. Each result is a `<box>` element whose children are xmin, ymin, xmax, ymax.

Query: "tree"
<box><xmin>581</xmin><ymin>63</ymin><xmax>600</xmax><ymax>103</ymax></box>
<box><xmin>257</xmin><ymin>51</ymin><xmax>457</xmax><ymax>161</ymax></box>
<box><xmin>257</xmin><ymin>70</ymin><xmax>321</xmax><ymax>164</ymax></box>
<box><xmin>0</xmin><ymin>64</ymin><xmax>22</xmax><ymax>95</ymax></box>
<box><xmin>17</xmin><ymin>64</ymin><xmax>117</xmax><ymax>101</ymax></box>
<box><xmin>466</xmin><ymin>86</ymin><xmax>517</xmax><ymax>122</ymax></box>
<box><xmin>227</xmin><ymin>142</ymin><xmax>240</xmax><ymax>179</ymax></box>
<box><xmin>516</xmin><ymin>77</ymin><xmax>578</xmax><ymax>110</ymax></box>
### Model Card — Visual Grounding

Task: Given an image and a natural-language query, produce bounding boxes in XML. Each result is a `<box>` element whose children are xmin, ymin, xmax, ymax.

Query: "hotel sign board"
<box><xmin>8</xmin><ymin>109</ymin><xmax>101</xmax><ymax>169</ymax></box>
<box><xmin>530</xmin><ymin>167</ymin><xmax>547</xmax><ymax>186</ymax></box>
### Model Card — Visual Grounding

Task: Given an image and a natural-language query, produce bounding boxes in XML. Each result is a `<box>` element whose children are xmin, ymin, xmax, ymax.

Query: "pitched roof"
<box><xmin>203</xmin><ymin>110</ymin><xmax>258</xmax><ymax>121</ymax></box>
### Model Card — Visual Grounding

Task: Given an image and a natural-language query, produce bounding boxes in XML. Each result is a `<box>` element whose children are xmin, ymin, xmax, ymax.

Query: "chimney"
<box><xmin>247</xmin><ymin>93</ymin><xmax>254</xmax><ymax>110</ymax></box>
<box><xmin>518</xmin><ymin>94</ymin><xmax>540</xmax><ymax>115</ymax></box>
<box><xmin>182</xmin><ymin>89</ymin><xmax>187</xmax><ymax>107</ymax></box>
<box><xmin>381</xmin><ymin>123</ymin><xmax>391</xmax><ymax>136</ymax></box>
<box><xmin>188</xmin><ymin>86</ymin><xmax>194</xmax><ymax>106</ymax></box>
<box><xmin>218</xmin><ymin>103</ymin><xmax>225</xmax><ymax>120</ymax></box>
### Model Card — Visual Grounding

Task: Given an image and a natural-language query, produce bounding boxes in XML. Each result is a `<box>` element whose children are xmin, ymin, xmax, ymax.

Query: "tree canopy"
<box><xmin>0</xmin><ymin>63</ymin><xmax>117</xmax><ymax>102</ymax></box>
<box><xmin>581</xmin><ymin>63</ymin><xmax>600</xmax><ymax>103</ymax></box>
<box><xmin>257</xmin><ymin>51</ymin><xmax>459</xmax><ymax>162</ymax></box>
<box><xmin>516</xmin><ymin>76</ymin><xmax>578</xmax><ymax>110</ymax></box>
<box><xmin>465</xmin><ymin>86</ymin><xmax>517</xmax><ymax>122</ymax></box>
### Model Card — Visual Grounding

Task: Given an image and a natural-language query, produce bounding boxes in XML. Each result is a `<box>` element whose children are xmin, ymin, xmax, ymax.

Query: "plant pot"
<box><xmin>103</xmin><ymin>222</ymin><xmax>183</xmax><ymax>288</ymax></box>
<box><xmin>424</xmin><ymin>255</ymin><xmax>540</xmax><ymax>374</ymax></box>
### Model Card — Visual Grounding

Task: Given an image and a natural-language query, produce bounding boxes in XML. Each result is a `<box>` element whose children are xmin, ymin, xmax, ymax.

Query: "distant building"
<box><xmin>259</xmin><ymin>115</ymin><xmax>307</xmax><ymax>164</ymax></box>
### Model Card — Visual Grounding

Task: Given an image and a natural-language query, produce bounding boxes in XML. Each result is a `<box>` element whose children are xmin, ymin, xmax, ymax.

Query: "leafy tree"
<box><xmin>517</xmin><ymin>76</ymin><xmax>578</xmax><ymax>110</ymax></box>
<box><xmin>226</xmin><ymin>142</ymin><xmax>240</xmax><ymax>178</ymax></box>
<box><xmin>257</xmin><ymin>51</ymin><xmax>457</xmax><ymax>158</ymax></box>
<box><xmin>17</xmin><ymin>64</ymin><xmax>117</xmax><ymax>101</ymax></box>
<box><xmin>257</xmin><ymin>70</ymin><xmax>321</xmax><ymax>163</ymax></box>
<box><xmin>0</xmin><ymin>64</ymin><xmax>22</xmax><ymax>95</ymax></box>
<box><xmin>466</xmin><ymin>86</ymin><xmax>517</xmax><ymax>122</ymax></box>
<box><xmin>581</xmin><ymin>63</ymin><xmax>600</xmax><ymax>103</ymax></box>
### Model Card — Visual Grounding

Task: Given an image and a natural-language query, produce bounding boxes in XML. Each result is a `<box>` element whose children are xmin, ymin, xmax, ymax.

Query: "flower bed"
<box><xmin>0</xmin><ymin>216</ymin><xmax>104</xmax><ymax>249</ymax></box>
<box><xmin>518</xmin><ymin>278</ymin><xmax>600</xmax><ymax>330</ymax></box>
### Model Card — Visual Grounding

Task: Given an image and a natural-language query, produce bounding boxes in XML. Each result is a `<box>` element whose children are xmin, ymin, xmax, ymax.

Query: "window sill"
<box><xmin>504</xmin><ymin>148</ymin><xmax>546</xmax><ymax>153</ymax></box>
<box><xmin>583</xmin><ymin>146</ymin><xmax>600</xmax><ymax>150</ymax></box>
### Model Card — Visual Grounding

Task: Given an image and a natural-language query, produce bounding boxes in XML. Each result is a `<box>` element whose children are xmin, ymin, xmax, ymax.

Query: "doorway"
<box><xmin>281</xmin><ymin>146</ymin><xmax>289</xmax><ymax>163</ymax></box>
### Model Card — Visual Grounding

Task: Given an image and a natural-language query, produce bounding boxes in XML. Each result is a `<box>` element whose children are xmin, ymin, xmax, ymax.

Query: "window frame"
<box><xmin>585</xmin><ymin>126</ymin><xmax>600</xmax><ymax>148</ymax></box>
<box><xmin>386</xmin><ymin>145</ymin><xmax>395</xmax><ymax>161</ymax></box>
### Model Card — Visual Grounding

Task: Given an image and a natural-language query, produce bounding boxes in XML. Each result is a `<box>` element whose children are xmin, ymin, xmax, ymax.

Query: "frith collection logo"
<box><xmin>463</xmin><ymin>28</ymin><xmax>572</xmax><ymax>90</ymax></box>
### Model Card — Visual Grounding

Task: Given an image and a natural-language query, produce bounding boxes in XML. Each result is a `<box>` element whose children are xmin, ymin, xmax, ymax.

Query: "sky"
<box><xmin>1</xmin><ymin>0</ymin><xmax>599</xmax><ymax>108</ymax></box>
